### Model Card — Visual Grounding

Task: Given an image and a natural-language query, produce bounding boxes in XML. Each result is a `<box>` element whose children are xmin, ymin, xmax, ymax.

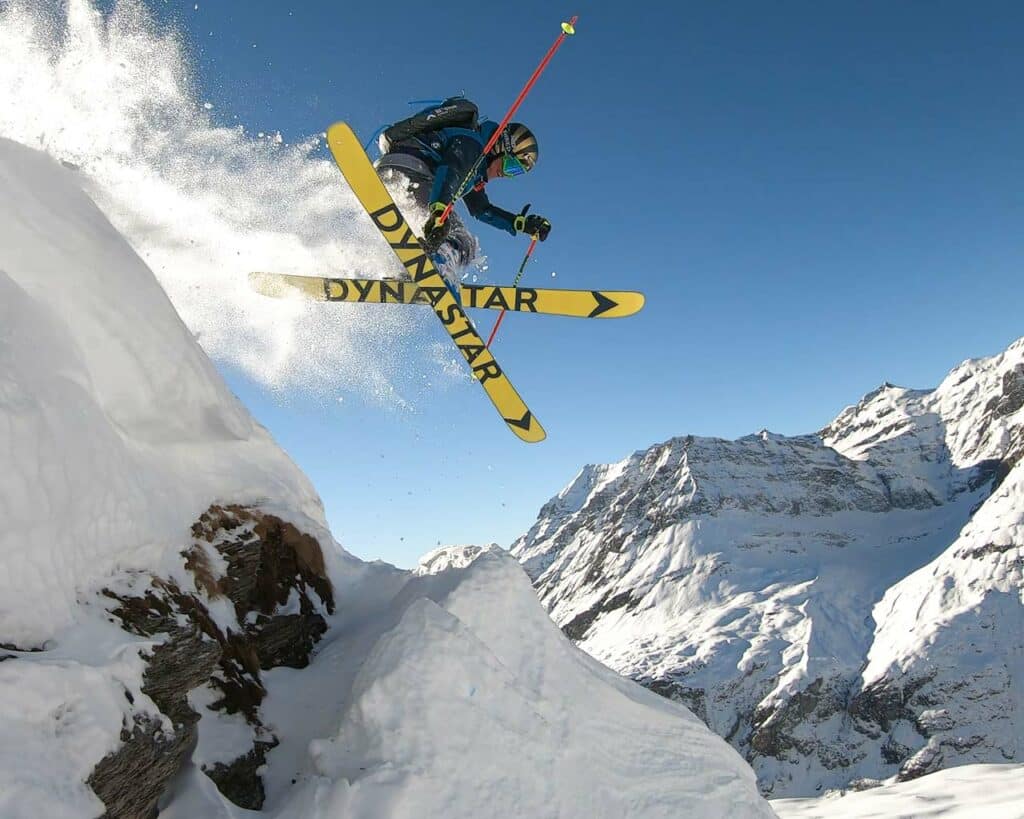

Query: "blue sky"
<box><xmin>142</xmin><ymin>0</ymin><xmax>1022</xmax><ymax>566</ymax></box>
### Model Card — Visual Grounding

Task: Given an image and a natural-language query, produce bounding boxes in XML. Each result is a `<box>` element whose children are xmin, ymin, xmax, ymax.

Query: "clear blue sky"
<box><xmin>142</xmin><ymin>0</ymin><xmax>1022</xmax><ymax>567</ymax></box>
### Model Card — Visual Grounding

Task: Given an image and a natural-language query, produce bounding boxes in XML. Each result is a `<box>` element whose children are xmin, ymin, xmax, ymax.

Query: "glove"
<box><xmin>514</xmin><ymin>212</ymin><xmax>551</xmax><ymax>241</ymax></box>
<box><xmin>421</xmin><ymin>201</ymin><xmax>450</xmax><ymax>253</ymax></box>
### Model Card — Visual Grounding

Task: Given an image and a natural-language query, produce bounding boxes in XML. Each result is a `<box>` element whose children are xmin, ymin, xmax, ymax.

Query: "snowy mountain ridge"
<box><xmin>511</xmin><ymin>336</ymin><xmax>1023</xmax><ymax>797</ymax></box>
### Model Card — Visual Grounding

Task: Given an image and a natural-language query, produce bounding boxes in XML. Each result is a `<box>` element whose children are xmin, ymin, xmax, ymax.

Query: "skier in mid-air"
<box><xmin>374</xmin><ymin>97</ymin><xmax>552</xmax><ymax>283</ymax></box>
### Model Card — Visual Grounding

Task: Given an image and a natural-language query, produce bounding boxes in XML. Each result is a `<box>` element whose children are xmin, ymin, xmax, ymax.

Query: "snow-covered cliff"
<box><xmin>0</xmin><ymin>137</ymin><xmax>773</xmax><ymax>817</ymax></box>
<box><xmin>0</xmin><ymin>137</ymin><xmax>328</xmax><ymax>649</ymax></box>
<box><xmin>512</xmin><ymin>337</ymin><xmax>1023</xmax><ymax>797</ymax></box>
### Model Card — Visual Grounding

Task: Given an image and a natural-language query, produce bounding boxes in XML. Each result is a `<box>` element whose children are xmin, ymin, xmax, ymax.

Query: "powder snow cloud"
<box><xmin>0</xmin><ymin>0</ymin><xmax>466</xmax><ymax>407</ymax></box>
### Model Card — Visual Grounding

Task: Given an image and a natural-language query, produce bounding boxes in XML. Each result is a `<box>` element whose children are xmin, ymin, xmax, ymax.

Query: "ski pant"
<box><xmin>375</xmin><ymin>154</ymin><xmax>476</xmax><ymax>269</ymax></box>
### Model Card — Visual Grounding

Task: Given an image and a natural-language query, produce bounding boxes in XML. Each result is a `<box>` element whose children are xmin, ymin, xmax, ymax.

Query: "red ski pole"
<box><xmin>439</xmin><ymin>16</ymin><xmax>578</xmax><ymax>225</ymax></box>
<box><xmin>486</xmin><ymin>236</ymin><xmax>539</xmax><ymax>348</ymax></box>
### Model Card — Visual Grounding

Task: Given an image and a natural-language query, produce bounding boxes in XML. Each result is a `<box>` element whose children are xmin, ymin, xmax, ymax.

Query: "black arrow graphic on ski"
<box><xmin>504</xmin><ymin>410</ymin><xmax>535</xmax><ymax>431</ymax></box>
<box><xmin>588</xmin><ymin>291</ymin><xmax>620</xmax><ymax>318</ymax></box>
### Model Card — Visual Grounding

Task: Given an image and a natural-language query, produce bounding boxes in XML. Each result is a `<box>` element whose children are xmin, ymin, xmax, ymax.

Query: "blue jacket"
<box><xmin>392</xmin><ymin>120</ymin><xmax>520</xmax><ymax>236</ymax></box>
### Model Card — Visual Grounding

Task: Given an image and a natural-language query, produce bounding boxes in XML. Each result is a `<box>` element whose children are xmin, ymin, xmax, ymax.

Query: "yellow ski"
<box><xmin>325</xmin><ymin>122</ymin><xmax>545</xmax><ymax>443</ymax></box>
<box><xmin>249</xmin><ymin>272</ymin><xmax>645</xmax><ymax>319</ymax></box>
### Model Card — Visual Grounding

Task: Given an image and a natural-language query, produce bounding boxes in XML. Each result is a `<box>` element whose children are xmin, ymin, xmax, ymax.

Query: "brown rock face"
<box><xmin>88</xmin><ymin>505</ymin><xmax>334</xmax><ymax>817</ymax></box>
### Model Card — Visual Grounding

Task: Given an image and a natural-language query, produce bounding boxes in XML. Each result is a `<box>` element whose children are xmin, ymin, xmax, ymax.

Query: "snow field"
<box><xmin>771</xmin><ymin>763</ymin><xmax>1024</xmax><ymax>818</ymax></box>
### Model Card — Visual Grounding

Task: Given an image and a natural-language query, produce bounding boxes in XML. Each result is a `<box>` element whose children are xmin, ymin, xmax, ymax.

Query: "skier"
<box><xmin>374</xmin><ymin>97</ymin><xmax>552</xmax><ymax>282</ymax></box>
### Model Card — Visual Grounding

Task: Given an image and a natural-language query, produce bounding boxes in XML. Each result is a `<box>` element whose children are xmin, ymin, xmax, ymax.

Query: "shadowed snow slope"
<box><xmin>512</xmin><ymin>338</ymin><xmax>1023</xmax><ymax>797</ymax></box>
<box><xmin>0</xmin><ymin>138</ymin><xmax>774</xmax><ymax>817</ymax></box>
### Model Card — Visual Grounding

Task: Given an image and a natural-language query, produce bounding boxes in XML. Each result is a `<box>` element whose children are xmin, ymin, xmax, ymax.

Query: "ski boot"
<box><xmin>431</xmin><ymin>245</ymin><xmax>464</xmax><ymax>306</ymax></box>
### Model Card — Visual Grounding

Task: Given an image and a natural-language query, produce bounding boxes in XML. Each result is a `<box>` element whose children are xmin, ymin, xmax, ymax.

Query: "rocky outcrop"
<box><xmin>87</xmin><ymin>505</ymin><xmax>333</xmax><ymax>817</ymax></box>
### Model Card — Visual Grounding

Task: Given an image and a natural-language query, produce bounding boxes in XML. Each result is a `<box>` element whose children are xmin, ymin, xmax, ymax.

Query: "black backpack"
<box><xmin>381</xmin><ymin>97</ymin><xmax>479</xmax><ymax>152</ymax></box>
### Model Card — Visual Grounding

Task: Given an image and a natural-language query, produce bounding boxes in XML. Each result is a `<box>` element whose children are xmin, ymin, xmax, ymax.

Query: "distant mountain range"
<box><xmin>512</xmin><ymin>337</ymin><xmax>1023</xmax><ymax>797</ymax></box>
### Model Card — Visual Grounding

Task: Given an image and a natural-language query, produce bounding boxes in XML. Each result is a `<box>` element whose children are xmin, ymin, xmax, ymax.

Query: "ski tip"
<box><xmin>326</xmin><ymin>121</ymin><xmax>355</xmax><ymax>146</ymax></box>
<box><xmin>612</xmin><ymin>290</ymin><xmax>645</xmax><ymax>317</ymax></box>
<box><xmin>589</xmin><ymin>290</ymin><xmax>646</xmax><ymax>318</ymax></box>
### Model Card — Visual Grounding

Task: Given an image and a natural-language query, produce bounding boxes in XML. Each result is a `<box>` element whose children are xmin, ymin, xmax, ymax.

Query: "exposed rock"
<box><xmin>959</xmin><ymin>541</ymin><xmax>1018</xmax><ymax>560</ymax></box>
<box><xmin>191</xmin><ymin>505</ymin><xmax>334</xmax><ymax>627</ymax></box>
<box><xmin>202</xmin><ymin>735</ymin><xmax>280</xmax><ymax>811</ymax></box>
<box><xmin>849</xmin><ymin>673</ymin><xmax>936</xmax><ymax>735</ymax></box>
<box><xmin>643</xmin><ymin>678</ymin><xmax>709</xmax><ymax>725</ymax></box>
<box><xmin>748</xmin><ymin>675</ymin><xmax>865</xmax><ymax>785</ymax></box>
<box><xmin>0</xmin><ymin>641</ymin><xmax>45</xmax><ymax>652</ymax></box>
<box><xmin>899</xmin><ymin>735</ymin><xmax>987</xmax><ymax>782</ymax></box>
<box><xmin>88</xmin><ymin>505</ymin><xmax>334</xmax><ymax>815</ymax></box>
<box><xmin>989</xmin><ymin>366</ymin><xmax>1024</xmax><ymax>418</ymax></box>
<box><xmin>561</xmin><ymin>589</ymin><xmax>637</xmax><ymax>641</ymax></box>
<box><xmin>89</xmin><ymin>714</ymin><xmax>194</xmax><ymax>819</ymax></box>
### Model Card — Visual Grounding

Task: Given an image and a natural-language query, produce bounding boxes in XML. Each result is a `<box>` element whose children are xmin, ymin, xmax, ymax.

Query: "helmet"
<box><xmin>495</xmin><ymin>122</ymin><xmax>538</xmax><ymax>171</ymax></box>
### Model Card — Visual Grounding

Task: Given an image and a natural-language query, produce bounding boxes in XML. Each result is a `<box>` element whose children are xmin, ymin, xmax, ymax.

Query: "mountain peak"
<box><xmin>512</xmin><ymin>336</ymin><xmax>1024</xmax><ymax>797</ymax></box>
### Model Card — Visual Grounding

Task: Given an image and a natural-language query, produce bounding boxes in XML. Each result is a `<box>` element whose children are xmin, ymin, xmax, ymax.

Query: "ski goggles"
<box><xmin>499</xmin><ymin>153</ymin><xmax>530</xmax><ymax>177</ymax></box>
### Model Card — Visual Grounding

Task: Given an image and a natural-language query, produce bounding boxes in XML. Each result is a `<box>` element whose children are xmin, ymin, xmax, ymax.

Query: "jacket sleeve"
<box><xmin>463</xmin><ymin>187</ymin><xmax>518</xmax><ymax>236</ymax></box>
<box><xmin>428</xmin><ymin>134</ymin><xmax>484</xmax><ymax>207</ymax></box>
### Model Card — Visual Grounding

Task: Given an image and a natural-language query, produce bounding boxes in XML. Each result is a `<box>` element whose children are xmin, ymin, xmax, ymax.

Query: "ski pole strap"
<box><xmin>486</xmin><ymin>236</ymin><xmax>539</xmax><ymax>348</ymax></box>
<box><xmin>439</xmin><ymin>16</ymin><xmax>578</xmax><ymax>225</ymax></box>
<box><xmin>363</xmin><ymin>125</ymin><xmax>388</xmax><ymax>154</ymax></box>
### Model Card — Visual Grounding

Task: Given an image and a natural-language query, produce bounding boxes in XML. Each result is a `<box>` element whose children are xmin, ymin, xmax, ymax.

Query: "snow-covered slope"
<box><xmin>771</xmin><ymin>762</ymin><xmax>1024</xmax><ymax>819</ymax></box>
<box><xmin>0</xmin><ymin>138</ymin><xmax>773</xmax><ymax>817</ymax></box>
<box><xmin>414</xmin><ymin>543</ymin><xmax>493</xmax><ymax>574</ymax></box>
<box><xmin>226</xmin><ymin>551</ymin><xmax>772</xmax><ymax>819</ymax></box>
<box><xmin>512</xmin><ymin>338</ymin><xmax>1023</xmax><ymax>797</ymax></box>
<box><xmin>0</xmin><ymin>135</ymin><xmax>327</xmax><ymax>648</ymax></box>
